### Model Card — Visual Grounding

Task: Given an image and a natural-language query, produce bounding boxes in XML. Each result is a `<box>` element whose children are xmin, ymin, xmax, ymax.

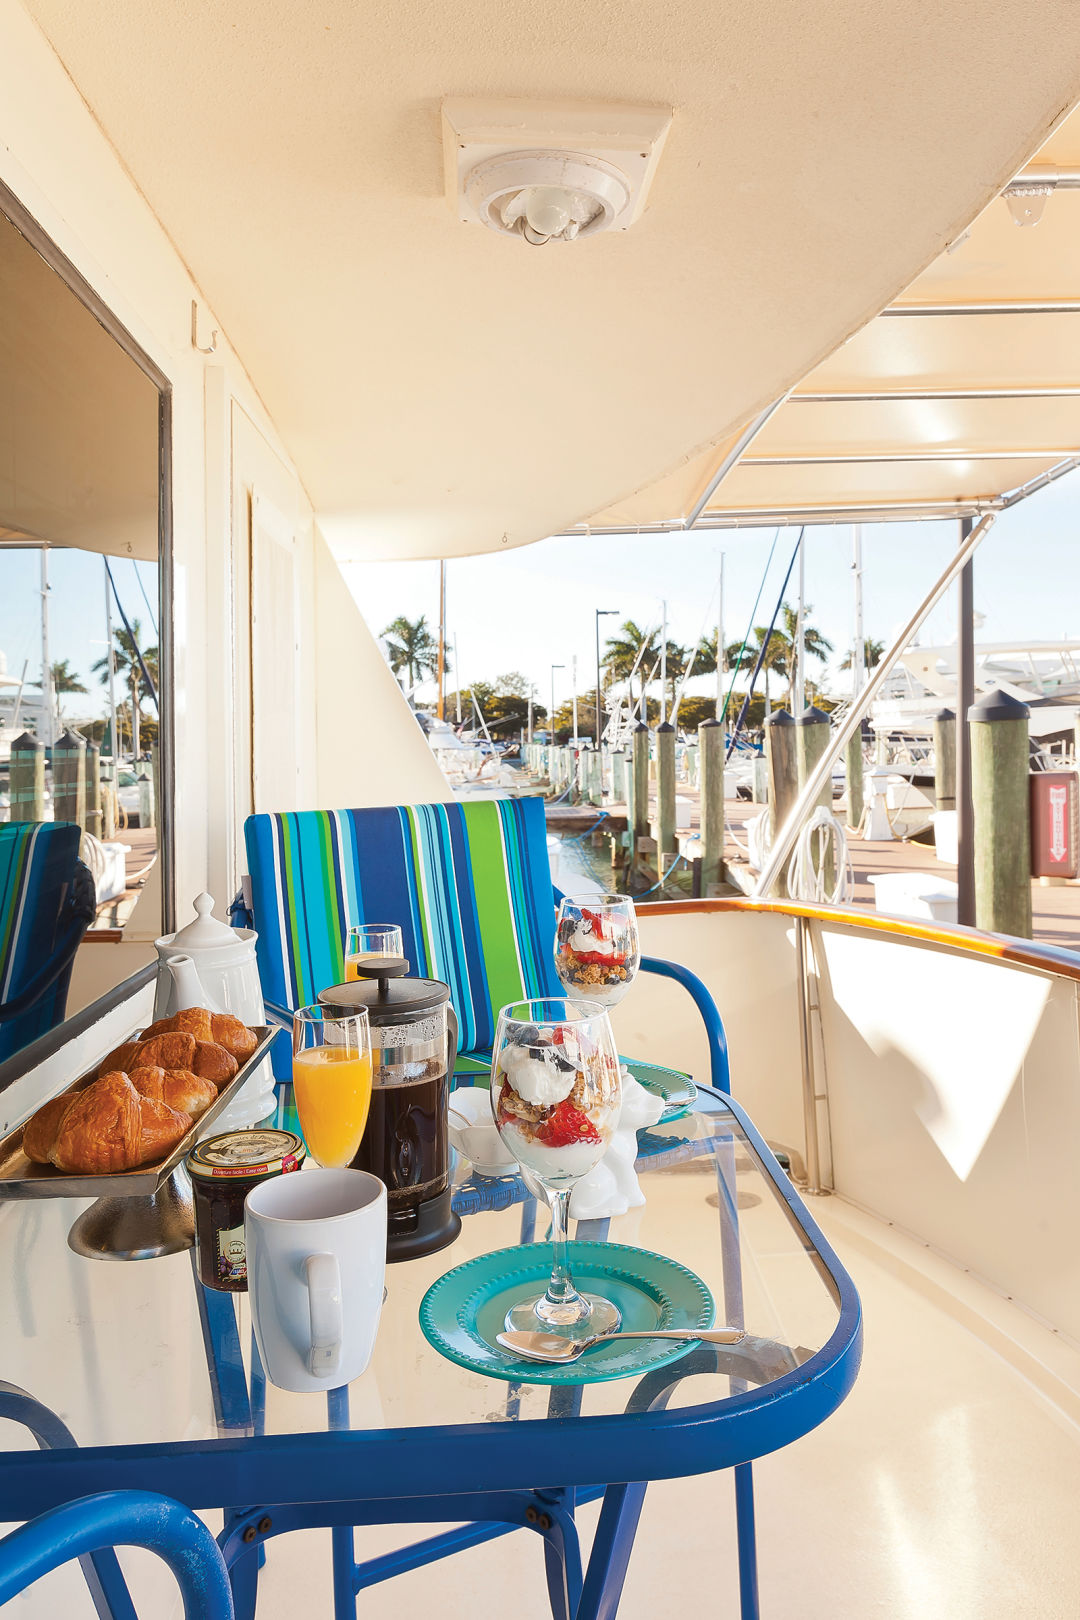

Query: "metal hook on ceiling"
<box><xmin>190</xmin><ymin>299</ymin><xmax>218</xmax><ymax>355</ymax></box>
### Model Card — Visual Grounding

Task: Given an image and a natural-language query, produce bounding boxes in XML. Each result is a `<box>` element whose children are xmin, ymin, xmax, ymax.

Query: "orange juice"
<box><xmin>292</xmin><ymin>1047</ymin><xmax>373</xmax><ymax>1167</ymax></box>
<box><xmin>345</xmin><ymin>951</ymin><xmax>395</xmax><ymax>981</ymax></box>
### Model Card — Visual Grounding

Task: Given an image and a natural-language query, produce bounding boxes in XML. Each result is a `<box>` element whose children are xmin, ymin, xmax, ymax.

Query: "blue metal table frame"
<box><xmin>0</xmin><ymin>1091</ymin><xmax>862</xmax><ymax>1620</ymax></box>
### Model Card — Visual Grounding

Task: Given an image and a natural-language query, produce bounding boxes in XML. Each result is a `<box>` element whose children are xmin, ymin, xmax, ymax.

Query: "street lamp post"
<box><xmin>595</xmin><ymin>609</ymin><xmax>620</xmax><ymax>748</ymax></box>
<box><xmin>550</xmin><ymin>664</ymin><xmax>564</xmax><ymax>742</ymax></box>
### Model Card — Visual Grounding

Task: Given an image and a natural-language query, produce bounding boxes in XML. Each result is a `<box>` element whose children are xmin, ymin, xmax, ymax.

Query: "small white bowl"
<box><xmin>449</xmin><ymin>1087</ymin><xmax>518</xmax><ymax>1178</ymax></box>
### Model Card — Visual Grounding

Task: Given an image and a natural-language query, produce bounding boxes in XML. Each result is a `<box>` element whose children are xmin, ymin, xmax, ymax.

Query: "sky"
<box><xmin>0</xmin><ymin>550</ymin><xmax>159</xmax><ymax>720</ymax></box>
<box><xmin>341</xmin><ymin>473</ymin><xmax>1080</xmax><ymax>708</ymax></box>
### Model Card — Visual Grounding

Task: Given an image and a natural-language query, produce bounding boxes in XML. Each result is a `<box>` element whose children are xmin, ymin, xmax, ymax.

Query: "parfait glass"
<box><xmin>292</xmin><ymin>1005</ymin><xmax>373</xmax><ymax>1168</ymax></box>
<box><xmin>491</xmin><ymin>998</ymin><xmax>622</xmax><ymax>1338</ymax></box>
<box><xmin>344</xmin><ymin>923</ymin><xmax>404</xmax><ymax>980</ymax></box>
<box><xmin>554</xmin><ymin>894</ymin><xmax>640</xmax><ymax>1008</ymax></box>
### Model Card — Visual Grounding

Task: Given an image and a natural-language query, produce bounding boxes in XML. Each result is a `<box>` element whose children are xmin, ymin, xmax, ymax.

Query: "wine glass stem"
<box><xmin>545</xmin><ymin>1187</ymin><xmax>580</xmax><ymax>1308</ymax></box>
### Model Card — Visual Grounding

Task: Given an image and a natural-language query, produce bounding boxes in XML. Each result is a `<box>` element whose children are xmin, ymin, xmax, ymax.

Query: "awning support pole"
<box><xmin>752</xmin><ymin>512</ymin><xmax>998</xmax><ymax>898</ymax></box>
<box><xmin>956</xmin><ymin>518</ymin><xmax>976</xmax><ymax>925</ymax></box>
<box><xmin>686</xmin><ymin>395</ymin><xmax>789</xmax><ymax>529</ymax></box>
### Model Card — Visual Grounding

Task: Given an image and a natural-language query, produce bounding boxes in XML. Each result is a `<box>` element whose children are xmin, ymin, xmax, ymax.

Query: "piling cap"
<box><xmin>934</xmin><ymin>707</ymin><xmax>955</xmax><ymax>722</ymax></box>
<box><xmin>795</xmin><ymin>705</ymin><xmax>830</xmax><ymax>727</ymax></box>
<box><xmin>967</xmin><ymin>687</ymin><xmax>1030</xmax><ymax>723</ymax></box>
<box><xmin>11</xmin><ymin>731</ymin><xmax>43</xmax><ymax>753</ymax></box>
<box><xmin>699</xmin><ymin>717</ymin><xmax>721</xmax><ymax>730</ymax></box>
<box><xmin>657</xmin><ymin>721</ymin><xmax>675</xmax><ymax>734</ymax></box>
<box><xmin>633</xmin><ymin>720</ymin><xmax>650</xmax><ymax>734</ymax></box>
<box><xmin>763</xmin><ymin>709</ymin><xmax>794</xmax><ymax>728</ymax></box>
<box><xmin>54</xmin><ymin>728</ymin><xmax>85</xmax><ymax>751</ymax></box>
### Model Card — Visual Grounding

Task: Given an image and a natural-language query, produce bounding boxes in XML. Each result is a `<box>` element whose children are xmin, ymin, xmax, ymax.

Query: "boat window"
<box><xmin>0</xmin><ymin>190</ymin><xmax>172</xmax><ymax>1062</ymax></box>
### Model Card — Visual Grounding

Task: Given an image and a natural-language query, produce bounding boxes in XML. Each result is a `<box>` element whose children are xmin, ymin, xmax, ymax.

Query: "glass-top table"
<box><xmin>0</xmin><ymin>1087</ymin><xmax>862</xmax><ymax>1620</ymax></box>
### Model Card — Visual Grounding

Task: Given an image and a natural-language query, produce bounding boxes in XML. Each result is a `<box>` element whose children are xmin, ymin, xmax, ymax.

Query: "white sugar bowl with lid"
<box><xmin>154</xmin><ymin>893</ymin><xmax>275</xmax><ymax>1129</ymax></box>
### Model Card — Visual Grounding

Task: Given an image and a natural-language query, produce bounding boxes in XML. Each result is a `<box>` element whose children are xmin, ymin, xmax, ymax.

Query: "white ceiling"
<box><xmin>19</xmin><ymin>0</ymin><xmax>1080</xmax><ymax>559</ymax></box>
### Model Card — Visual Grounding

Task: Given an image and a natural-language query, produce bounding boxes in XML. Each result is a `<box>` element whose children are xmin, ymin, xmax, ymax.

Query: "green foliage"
<box><xmin>840</xmin><ymin>637</ymin><xmax>885</xmax><ymax>672</ymax></box>
<box><xmin>381</xmin><ymin>614</ymin><xmax>445</xmax><ymax>688</ymax></box>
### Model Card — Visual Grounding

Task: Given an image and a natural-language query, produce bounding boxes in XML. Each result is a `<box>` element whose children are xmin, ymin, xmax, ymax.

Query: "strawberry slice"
<box><xmin>538</xmin><ymin>1099</ymin><xmax>601</xmax><ymax>1148</ymax></box>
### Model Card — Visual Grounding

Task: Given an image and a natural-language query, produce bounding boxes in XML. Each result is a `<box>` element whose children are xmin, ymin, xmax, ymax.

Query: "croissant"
<box><xmin>143</xmin><ymin>1010</ymin><xmax>258</xmax><ymax>1063</ymax></box>
<box><xmin>22</xmin><ymin>1096</ymin><xmax>71</xmax><ymax>1165</ymax></box>
<box><xmin>191</xmin><ymin>1040</ymin><xmax>238</xmax><ymax>1088</ymax></box>
<box><xmin>142</xmin><ymin>1008</ymin><xmax>213</xmax><ymax>1043</ymax></box>
<box><xmin>131</xmin><ymin>1032</ymin><xmax>198</xmax><ymax>1072</ymax></box>
<box><xmin>97</xmin><ymin>1041</ymin><xmax>141</xmax><ymax>1078</ymax></box>
<box><xmin>25</xmin><ymin>1073</ymin><xmax>191</xmax><ymax>1175</ymax></box>
<box><xmin>128</xmin><ymin>1065</ymin><xmax>217</xmax><ymax>1118</ymax></box>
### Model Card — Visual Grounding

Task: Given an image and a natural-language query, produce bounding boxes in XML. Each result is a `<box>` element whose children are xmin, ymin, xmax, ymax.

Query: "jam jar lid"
<box><xmin>187</xmin><ymin>1128</ymin><xmax>305</xmax><ymax>1180</ymax></box>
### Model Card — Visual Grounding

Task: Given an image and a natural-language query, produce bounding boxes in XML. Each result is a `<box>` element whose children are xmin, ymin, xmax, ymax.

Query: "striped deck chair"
<box><xmin>0</xmin><ymin>823</ymin><xmax>96</xmax><ymax>1065</ymax></box>
<box><xmin>243</xmin><ymin>798</ymin><xmax>729</xmax><ymax>1091</ymax></box>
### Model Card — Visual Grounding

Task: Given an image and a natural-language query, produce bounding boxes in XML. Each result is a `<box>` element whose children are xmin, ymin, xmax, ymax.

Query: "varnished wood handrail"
<box><xmin>636</xmin><ymin>895</ymin><xmax>1080</xmax><ymax>985</ymax></box>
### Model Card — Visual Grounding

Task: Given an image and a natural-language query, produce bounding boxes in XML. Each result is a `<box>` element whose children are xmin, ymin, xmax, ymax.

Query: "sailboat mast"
<box><xmin>716</xmin><ymin>555</ymin><xmax>725</xmax><ymax>720</ymax></box>
<box><xmin>40</xmin><ymin>546</ymin><xmax>53</xmax><ymax>747</ymax></box>
<box><xmin>436</xmin><ymin>559</ymin><xmax>446</xmax><ymax>721</ymax></box>
<box><xmin>105</xmin><ymin>559</ymin><xmax>119</xmax><ymax>759</ymax></box>
<box><xmin>572</xmin><ymin>654</ymin><xmax>579</xmax><ymax>742</ymax></box>
<box><xmin>852</xmin><ymin>524</ymin><xmax>865</xmax><ymax>695</ymax></box>
<box><xmin>660</xmin><ymin>599</ymin><xmax>667</xmax><ymax>725</ymax></box>
<box><xmin>453</xmin><ymin>634</ymin><xmax>462</xmax><ymax>725</ymax></box>
<box><xmin>794</xmin><ymin>538</ymin><xmax>806</xmax><ymax>715</ymax></box>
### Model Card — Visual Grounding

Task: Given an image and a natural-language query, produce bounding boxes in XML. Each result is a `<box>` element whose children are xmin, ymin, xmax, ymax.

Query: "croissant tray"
<box><xmin>0</xmin><ymin>1025</ymin><xmax>276</xmax><ymax>1200</ymax></box>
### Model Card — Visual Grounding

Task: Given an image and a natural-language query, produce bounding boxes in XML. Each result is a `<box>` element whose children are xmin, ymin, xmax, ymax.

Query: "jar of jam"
<box><xmin>188</xmin><ymin>1129</ymin><xmax>305</xmax><ymax>1291</ymax></box>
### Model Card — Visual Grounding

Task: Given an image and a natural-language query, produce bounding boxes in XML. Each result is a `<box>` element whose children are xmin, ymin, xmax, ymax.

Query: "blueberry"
<box><xmin>553</xmin><ymin>1053</ymin><xmax>576</xmax><ymax>1073</ymax></box>
<box><xmin>511</xmin><ymin>1023</ymin><xmax>539</xmax><ymax>1046</ymax></box>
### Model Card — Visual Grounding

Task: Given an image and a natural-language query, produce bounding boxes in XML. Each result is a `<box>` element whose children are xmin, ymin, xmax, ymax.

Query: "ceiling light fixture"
<box><xmin>467</xmin><ymin>151</ymin><xmax>629</xmax><ymax>245</ymax></box>
<box><xmin>443</xmin><ymin>98</ymin><xmax>672</xmax><ymax>246</ymax></box>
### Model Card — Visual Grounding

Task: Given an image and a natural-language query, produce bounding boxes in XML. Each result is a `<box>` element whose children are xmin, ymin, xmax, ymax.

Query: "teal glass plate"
<box><xmin>419</xmin><ymin>1240</ymin><xmax>714</xmax><ymax>1385</ymax></box>
<box><xmin>622</xmin><ymin>1061</ymin><xmax>698</xmax><ymax>1122</ymax></box>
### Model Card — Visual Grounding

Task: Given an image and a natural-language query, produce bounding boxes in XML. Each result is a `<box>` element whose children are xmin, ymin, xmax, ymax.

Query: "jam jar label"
<box><xmin>217</xmin><ymin>1223</ymin><xmax>248</xmax><ymax>1284</ymax></box>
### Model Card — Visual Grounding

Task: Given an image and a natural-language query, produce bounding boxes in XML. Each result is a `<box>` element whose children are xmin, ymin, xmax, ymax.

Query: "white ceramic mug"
<box><xmin>245</xmin><ymin>1168</ymin><xmax>387</xmax><ymax>1393</ymax></box>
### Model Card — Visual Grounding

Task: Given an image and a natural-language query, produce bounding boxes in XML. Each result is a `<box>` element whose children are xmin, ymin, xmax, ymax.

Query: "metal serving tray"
<box><xmin>0</xmin><ymin>1026</ymin><xmax>277</xmax><ymax>1199</ymax></box>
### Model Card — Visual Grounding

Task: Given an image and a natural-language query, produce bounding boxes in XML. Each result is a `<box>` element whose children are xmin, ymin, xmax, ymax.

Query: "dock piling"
<box><xmin>765</xmin><ymin>710</ymin><xmax>798</xmax><ymax>898</ymax></box>
<box><xmin>9</xmin><ymin>732</ymin><xmax>45</xmax><ymax>823</ymax></box>
<box><xmin>657</xmin><ymin>723</ymin><xmax>677</xmax><ymax>857</ymax></box>
<box><xmin>53</xmin><ymin>729</ymin><xmax>86</xmax><ymax>828</ymax></box>
<box><xmin>699</xmin><ymin>718</ymin><xmax>725</xmax><ymax>895</ymax></box>
<box><xmin>933</xmin><ymin>708</ymin><xmax>956</xmax><ymax>812</ymax></box>
<box><xmin>83</xmin><ymin>740</ymin><xmax>102</xmax><ymax>839</ymax></box>
<box><xmin>968</xmin><ymin>689</ymin><xmax>1032</xmax><ymax>938</ymax></box>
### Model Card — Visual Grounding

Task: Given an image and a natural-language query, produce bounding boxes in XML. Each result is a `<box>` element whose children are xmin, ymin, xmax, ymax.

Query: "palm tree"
<box><xmin>91</xmin><ymin>623</ymin><xmax>158</xmax><ymax>758</ymax></box>
<box><xmin>381</xmin><ymin>615</ymin><xmax>441</xmax><ymax>690</ymax></box>
<box><xmin>778</xmin><ymin>603</ymin><xmax>833</xmax><ymax>709</ymax></box>
<box><xmin>33</xmin><ymin>659</ymin><xmax>88</xmax><ymax>725</ymax></box>
<box><xmin>603</xmin><ymin>620</ymin><xmax>658</xmax><ymax>716</ymax></box>
<box><xmin>840</xmin><ymin>637</ymin><xmax>885</xmax><ymax>673</ymax></box>
<box><xmin>727</xmin><ymin>625</ymin><xmax>791</xmax><ymax>713</ymax></box>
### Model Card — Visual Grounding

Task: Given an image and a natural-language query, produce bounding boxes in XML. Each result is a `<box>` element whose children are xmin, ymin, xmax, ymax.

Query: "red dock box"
<box><xmin>1030</xmin><ymin>770</ymin><xmax>1079</xmax><ymax>879</ymax></box>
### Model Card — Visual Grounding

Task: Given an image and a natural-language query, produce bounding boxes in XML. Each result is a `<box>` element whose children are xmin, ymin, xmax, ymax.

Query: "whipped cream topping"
<box><xmin>500</xmin><ymin>1042</ymin><xmax>576</xmax><ymax>1107</ymax></box>
<box><xmin>568</xmin><ymin>923</ymin><xmax>615</xmax><ymax>956</ymax></box>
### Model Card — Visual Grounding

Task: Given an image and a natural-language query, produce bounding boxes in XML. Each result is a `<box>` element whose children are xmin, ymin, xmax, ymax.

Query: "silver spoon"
<box><xmin>496</xmin><ymin>1326</ymin><xmax>746</xmax><ymax>1363</ymax></box>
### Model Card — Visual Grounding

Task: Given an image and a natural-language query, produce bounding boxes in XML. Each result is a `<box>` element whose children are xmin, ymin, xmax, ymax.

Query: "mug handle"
<box><xmin>304</xmin><ymin>1252</ymin><xmax>343</xmax><ymax>1379</ymax></box>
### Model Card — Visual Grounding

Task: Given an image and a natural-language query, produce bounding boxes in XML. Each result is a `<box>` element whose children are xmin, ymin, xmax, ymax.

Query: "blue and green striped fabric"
<box><xmin>244</xmin><ymin>799</ymin><xmax>562</xmax><ymax>1060</ymax></box>
<box><xmin>0</xmin><ymin>821</ymin><xmax>82</xmax><ymax>1063</ymax></box>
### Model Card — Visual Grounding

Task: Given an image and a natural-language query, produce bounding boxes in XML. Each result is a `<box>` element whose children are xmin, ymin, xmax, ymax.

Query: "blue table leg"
<box><xmin>327</xmin><ymin>1385</ymin><xmax>357</xmax><ymax>1620</ymax></box>
<box><xmin>714</xmin><ymin>1118</ymin><xmax>759</xmax><ymax>1620</ymax></box>
<box><xmin>575</xmin><ymin>1482</ymin><xmax>648</xmax><ymax>1620</ymax></box>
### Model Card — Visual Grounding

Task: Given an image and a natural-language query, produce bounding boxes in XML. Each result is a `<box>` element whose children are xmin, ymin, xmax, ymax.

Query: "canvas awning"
<box><xmin>575</xmin><ymin>111</ymin><xmax>1080</xmax><ymax>533</ymax></box>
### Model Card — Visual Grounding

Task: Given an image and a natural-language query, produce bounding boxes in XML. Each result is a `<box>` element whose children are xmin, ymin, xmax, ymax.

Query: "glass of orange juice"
<box><xmin>344</xmin><ymin>924</ymin><xmax>404</xmax><ymax>981</ymax></box>
<box><xmin>291</xmin><ymin>1005</ymin><xmax>373</xmax><ymax>1168</ymax></box>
